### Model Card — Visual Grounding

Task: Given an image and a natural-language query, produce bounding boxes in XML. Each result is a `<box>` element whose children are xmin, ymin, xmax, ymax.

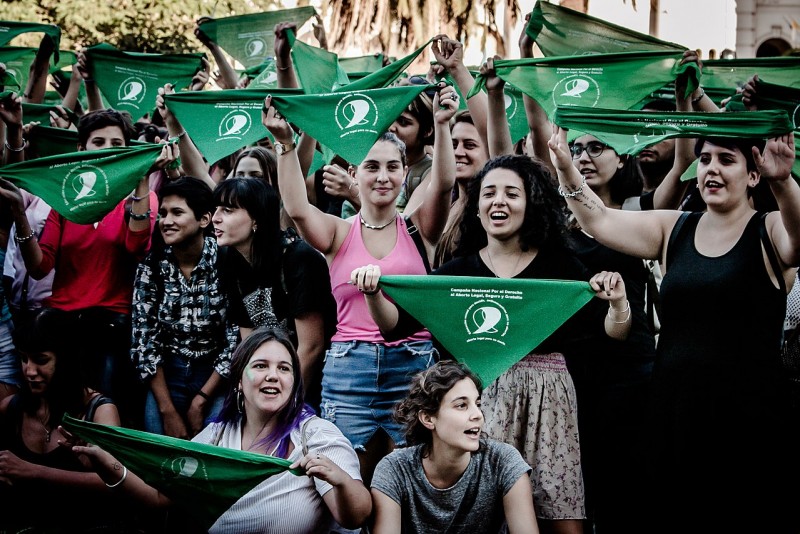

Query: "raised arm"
<box><xmin>274</xmin><ymin>23</ymin><xmax>300</xmax><ymax>90</ymax></box>
<box><xmin>262</xmin><ymin>96</ymin><xmax>350</xmax><ymax>256</ymax></box>
<box><xmin>76</xmin><ymin>49</ymin><xmax>103</xmax><ymax>112</ymax></box>
<box><xmin>480</xmin><ymin>57</ymin><xmax>514</xmax><ymax>157</ymax></box>
<box><xmin>519</xmin><ymin>15</ymin><xmax>555</xmax><ymax>175</ymax></box>
<box><xmin>548</xmin><ymin>126</ymin><xmax>679</xmax><ymax>260</ymax></box>
<box><xmin>0</xmin><ymin>93</ymin><xmax>25</xmax><ymax>165</ymax></box>
<box><xmin>680</xmin><ymin>50</ymin><xmax>719</xmax><ymax>113</ymax></box>
<box><xmin>194</xmin><ymin>19</ymin><xmax>238</xmax><ymax>90</ymax></box>
<box><xmin>409</xmin><ymin>85</ymin><xmax>457</xmax><ymax>246</ymax></box>
<box><xmin>759</xmin><ymin>133</ymin><xmax>800</xmax><ymax>268</ymax></box>
<box><xmin>22</xmin><ymin>33</ymin><xmax>56</xmax><ymax>104</ymax></box>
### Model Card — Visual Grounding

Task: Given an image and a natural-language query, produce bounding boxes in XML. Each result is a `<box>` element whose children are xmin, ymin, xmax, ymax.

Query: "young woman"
<box><xmin>212</xmin><ymin>178</ymin><xmax>334</xmax><ymax>401</ymax></box>
<box><xmin>132</xmin><ymin>176</ymin><xmax>237</xmax><ymax>439</ymax></box>
<box><xmin>371</xmin><ymin>360</ymin><xmax>538</xmax><ymax>534</ymax></box>
<box><xmin>71</xmin><ymin>326</ymin><xmax>371</xmax><ymax>533</ymax></box>
<box><xmin>353</xmin><ymin>155</ymin><xmax>630</xmax><ymax>534</ymax></box>
<box><xmin>0</xmin><ymin>308</ymin><xmax>130</xmax><ymax>532</ymax></box>
<box><xmin>261</xmin><ymin>86</ymin><xmax>458</xmax><ymax>483</ymax></box>
<box><xmin>549</xmin><ymin>128</ymin><xmax>800</xmax><ymax>532</ymax></box>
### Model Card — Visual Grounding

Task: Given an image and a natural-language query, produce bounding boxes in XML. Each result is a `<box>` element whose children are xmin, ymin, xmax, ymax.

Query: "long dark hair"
<box><xmin>233</xmin><ymin>146</ymin><xmax>278</xmax><ymax>190</ymax></box>
<box><xmin>394</xmin><ymin>360</ymin><xmax>483</xmax><ymax>456</ymax></box>
<box><xmin>13</xmin><ymin>308</ymin><xmax>88</xmax><ymax>426</ymax></box>
<box><xmin>213</xmin><ymin>178</ymin><xmax>281</xmax><ymax>278</ymax></box>
<box><xmin>215</xmin><ymin>327</ymin><xmax>312</xmax><ymax>458</ymax></box>
<box><xmin>453</xmin><ymin>155</ymin><xmax>570</xmax><ymax>257</ymax></box>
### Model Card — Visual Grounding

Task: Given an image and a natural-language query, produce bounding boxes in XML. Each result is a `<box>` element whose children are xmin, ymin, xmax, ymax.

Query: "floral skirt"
<box><xmin>481</xmin><ymin>352</ymin><xmax>585</xmax><ymax>520</ymax></box>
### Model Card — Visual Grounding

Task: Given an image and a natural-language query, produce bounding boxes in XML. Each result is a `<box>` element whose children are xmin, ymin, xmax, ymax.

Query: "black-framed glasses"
<box><xmin>570</xmin><ymin>142</ymin><xmax>608</xmax><ymax>159</ymax></box>
<box><xmin>407</xmin><ymin>75</ymin><xmax>438</xmax><ymax>99</ymax></box>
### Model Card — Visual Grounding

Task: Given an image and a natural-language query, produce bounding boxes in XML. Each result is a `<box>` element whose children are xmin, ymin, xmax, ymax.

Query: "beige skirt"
<box><xmin>481</xmin><ymin>352</ymin><xmax>585</xmax><ymax>520</ymax></box>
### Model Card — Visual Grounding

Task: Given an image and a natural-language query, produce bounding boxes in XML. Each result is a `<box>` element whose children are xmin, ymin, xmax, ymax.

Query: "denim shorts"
<box><xmin>320</xmin><ymin>339</ymin><xmax>436</xmax><ymax>450</ymax></box>
<box><xmin>0</xmin><ymin>320</ymin><xmax>20</xmax><ymax>387</ymax></box>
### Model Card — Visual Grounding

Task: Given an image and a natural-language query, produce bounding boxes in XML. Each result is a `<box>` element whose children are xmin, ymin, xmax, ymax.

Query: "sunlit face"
<box><xmin>452</xmin><ymin>121</ymin><xmax>487</xmax><ymax>182</ymax></box>
<box><xmin>478</xmin><ymin>168</ymin><xmax>527</xmax><ymax>243</ymax></box>
<box><xmin>572</xmin><ymin>134</ymin><xmax>624</xmax><ymax>193</ymax></box>
<box><xmin>696</xmin><ymin>141</ymin><xmax>758</xmax><ymax>209</ymax></box>
<box><xmin>234</xmin><ymin>156</ymin><xmax>266</xmax><ymax>180</ymax></box>
<box><xmin>212</xmin><ymin>204</ymin><xmax>255</xmax><ymax>254</ymax></box>
<box><xmin>159</xmin><ymin>195</ymin><xmax>209</xmax><ymax>247</ymax></box>
<box><xmin>239</xmin><ymin>341</ymin><xmax>295</xmax><ymax>418</ymax></box>
<box><xmin>353</xmin><ymin>141</ymin><xmax>407</xmax><ymax>208</ymax></box>
<box><xmin>81</xmin><ymin>125</ymin><xmax>126</xmax><ymax>151</ymax></box>
<box><xmin>426</xmin><ymin>378</ymin><xmax>484</xmax><ymax>453</ymax></box>
<box><xmin>21</xmin><ymin>350</ymin><xmax>57</xmax><ymax>395</ymax></box>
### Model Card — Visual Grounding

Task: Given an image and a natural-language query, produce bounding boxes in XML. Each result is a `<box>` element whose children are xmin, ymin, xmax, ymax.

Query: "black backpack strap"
<box><xmin>404</xmin><ymin>217</ymin><xmax>431</xmax><ymax>274</ymax></box>
<box><xmin>759</xmin><ymin>212</ymin><xmax>786</xmax><ymax>294</ymax></box>
<box><xmin>665</xmin><ymin>211</ymin><xmax>692</xmax><ymax>270</ymax></box>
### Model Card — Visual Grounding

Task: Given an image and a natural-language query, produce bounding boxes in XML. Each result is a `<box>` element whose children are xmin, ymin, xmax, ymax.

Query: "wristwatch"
<box><xmin>275</xmin><ymin>141</ymin><xmax>296</xmax><ymax>156</ymax></box>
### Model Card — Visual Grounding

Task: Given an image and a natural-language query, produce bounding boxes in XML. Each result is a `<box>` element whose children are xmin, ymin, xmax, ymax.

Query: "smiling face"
<box><xmin>425</xmin><ymin>377</ymin><xmax>484</xmax><ymax>454</ymax></box>
<box><xmin>22</xmin><ymin>350</ymin><xmax>57</xmax><ymax>395</ymax></box>
<box><xmin>572</xmin><ymin>134</ymin><xmax>623</xmax><ymax>195</ymax></box>
<box><xmin>239</xmin><ymin>340</ymin><xmax>295</xmax><ymax>418</ymax></box>
<box><xmin>478</xmin><ymin>168</ymin><xmax>527</xmax><ymax>243</ymax></box>
<box><xmin>159</xmin><ymin>195</ymin><xmax>210</xmax><ymax>247</ymax></box>
<box><xmin>353</xmin><ymin>140</ymin><xmax>407</xmax><ymax>208</ymax></box>
<box><xmin>696</xmin><ymin>141</ymin><xmax>759</xmax><ymax>210</ymax></box>
<box><xmin>452</xmin><ymin>121</ymin><xmax>488</xmax><ymax>183</ymax></box>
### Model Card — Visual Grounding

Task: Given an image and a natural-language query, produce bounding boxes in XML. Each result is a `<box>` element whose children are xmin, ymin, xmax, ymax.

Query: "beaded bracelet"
<box><xmin>13</xmin><ymin>229</ymin><xmax>36</xmax><ymax>244</ymax></box>
<box><xmin>128</xmin><ymin>208</ymin><xmax>151</xmax><ymax>221</ymax></box>
<box><xmin>105</xmin><ymin>466</ymin><xmax>127</xmax><ymax>488</ymax></box>
<box><xmin>691</xmin><ymin>88</ymin><xmax>706</xmax><ymax>105</ymax></box>
<box><xmin>558</xmin><ymin>175</ymin><xmax>586</xmax><ymax>199</ymax></box>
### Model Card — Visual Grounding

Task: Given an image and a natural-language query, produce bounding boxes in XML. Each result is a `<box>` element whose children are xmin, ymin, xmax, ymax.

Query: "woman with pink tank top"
<box><xmin>262</xmin><ymin>86</ymin><xmax>459</xmax><ymax>483</ymax></box>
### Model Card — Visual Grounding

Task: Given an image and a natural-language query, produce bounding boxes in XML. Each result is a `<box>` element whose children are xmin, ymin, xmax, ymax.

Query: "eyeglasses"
<box><xmin>570</xmin><ymin>142</ymin><xmax>608</xmax><ymax>159</ymax></box>
<box><xmin>407</xmin><ymin>75</ymin><xmax>438</xmax><ymax>99</ymax></box>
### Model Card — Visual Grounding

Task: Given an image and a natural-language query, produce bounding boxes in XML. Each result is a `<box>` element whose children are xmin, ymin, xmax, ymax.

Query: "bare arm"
<box><xmin>59</xmin><ymin>64</ymin><xmax>82</xmax><ymax>113</ymax></box>
<box><xmin>351</xmin><ymin>265</ymin><xmax>400</xmax><ymax>334</ymax></box>
<box><xmin>0</xmin><ymin>93</ymin><xmax>24</xmax><ymax>165</ymax></box>
<box><xmin>548</xmin><ymin>126</ymin><xmax>679</xmax><ymax>260</ymax></box>
<box><xmin>76</xmin><ymin>49</ymin><xmax>103</xmax><ymax>112</ymax></box>
<box><xmin>481</xmin><ymin>57</ymin><xmax>514</xmax><ymax>157</ymax></box>
<box><xmin>370</xmin><ymin>489</ymin><xmax>403</xmax><ymax>534</ymax></box>
<box><xmin>503</xmin><ymin>474</ymin><xmax>540</xmax><ymax>534</ymax></box>
<box><xmin>590</xmin><ymin>271</ymin><xmax>632</xmax><ymax>341</ymax></box>
<box><xmin>274</xmin><ymin>23</ymin><xmax>300</xmax><ymax>90</ymax></box>
<box><xmin>22</xmin><ymin>34</ymin><xmax>56</xmax><ymax>104</ymax></box>
<box><xmin>760</xmin><ymin>133</ymin><xmax>800</xmax><ymax>268</ymax></box>
<box><xmin>409</xmin><ymin>86</ymin><xmax>458</xmax><ymax>247</ymax></box>
<box><xmin>294</xmin><ymin>311</ymin><xmax>325</xmax><ymax>390</ymax></box>
<box><xmin>519</xmin><ymin>16</ymin><xmax>555</xmax><ymax>175</ymax></box>
<box><xmin>195</xmin><ymin>19</ymin><xmax>238</xmax><ymax>90</ymax></box>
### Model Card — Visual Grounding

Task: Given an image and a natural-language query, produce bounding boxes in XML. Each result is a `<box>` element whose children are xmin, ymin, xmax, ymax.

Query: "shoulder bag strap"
<box><xmin>404</xmin><ymin>217</ymin><xmax>431</xmax><ymax>274</ymax></box>
<box><xmin>759</xmin><ymin>212</ymin><xmax>787</xmax><ymax>294</ymax></box>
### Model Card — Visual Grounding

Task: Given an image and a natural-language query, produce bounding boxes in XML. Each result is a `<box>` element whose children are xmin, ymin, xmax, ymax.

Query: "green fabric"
<box><xmin>86</xmin><ymin>45</ymin><xmax>204</xmax><ymax>118</ymax></box>
<box><xmin>525</xmin><ymin>0</ymin><xmax>684</xmax><ymax>56</ymax></box>
<box><xmin>469</xmin><ymin>51</ymin><xmax>700</xmax><ymax>120</ymax></box>
<box><xmin>62</xmin><ymin>415</ymin><xmax>301</xmax><ymax>532</ymax></box>
<box><xmin>50</xmin><ymin>49</ymin><xmax>77</xmax><ymax>73</ymax></box>
<box><xmin>749</xmin><ymin>78</ymin><xmax>800</xmax><ymax>128</ymax></box>
<box><xmin>27</xmin><ymin>125</ymin><xmax>80</xmax><ymax>158</ymax></box>
<box><xmin>379</xmin><ymin>275</ymin><xmax>595</xmax><ymax>384</ymax></box>
<box><xmin>287</xmin><ymin>29</ymin><xmax>349</xmax><ymax>94</ymax></box>
<box><xmin>0</xmin><ymin>46</ymin><xmax>36</xmax><ymax>90</ymax></box>
<box><xmin>197</xmin><ymin>7</ymin><xmax>317</xmax><ymax>68</ymax></box>
<box><xmin>269</xmin><ymin>84</ymin><xmax>431</xmax><ymax>164</ymax></box>
<box><xmin>701</xmin><ymin>57</ymin><xmax>800</xmax><ymax>102</ymax></box>
<box><xmin>249</xmin><ymin>60</ymin><xmax>279</xmax><ymax>89</ymax></box>
<box><xmin>21</xmin><ymin>103</ymin><xmax>77</xmax><ymax>127</ymax></box>
<box><xmin>340</xmin><ymin>54</ymin><xmax>384</xmax><ymax>74</ymax></box>
<box><xmin>553</xmin><ymin>106</ymin><xmax>793</xmax><ymax>156</ymax></box>
<box><xmin>0</xmin><ymin>21</ymin><xmax>61</xmax><ymax>63</ymax></box>
<box><xmin>337</xmin><ymin>39</ymin><xmax>433</xmax><ymax>92</ymax></box>
<box><xmin>164</xmin><ymin>88</ymin><xmax>301</xmax><ymax>164</ymax></box>
<box><xmin>0</xmin><ymin>143</ymin><xmax>163</xmax><ymax>224</ymax></box>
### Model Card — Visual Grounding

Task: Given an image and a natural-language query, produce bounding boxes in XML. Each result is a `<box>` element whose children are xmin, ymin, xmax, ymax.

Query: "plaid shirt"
<box><xmin>132</xmin><ymin>237</ymin><xmax>238</xmax><ymax>380</ymax></box>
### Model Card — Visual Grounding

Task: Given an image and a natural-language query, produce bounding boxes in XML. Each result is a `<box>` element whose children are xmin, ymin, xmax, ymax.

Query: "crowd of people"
<box><xmin>0</xmin><ymin>5</ymin><xmax>798</xmax><ymax>534</ymax></box>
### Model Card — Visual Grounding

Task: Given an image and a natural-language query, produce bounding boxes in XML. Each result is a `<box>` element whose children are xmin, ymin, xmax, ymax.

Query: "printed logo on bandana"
<box><xmin>245</xmin><ymin>37</ymin><xmax>267</xmax><ymax>58</ymax></box>
<box><xmin>504</xmin><ymin>93</ymin><xmax>518</xmax><ymax>121</ymax></box>
<box><xmin>5</xmin><ymin>67</ymin><xmax>21</xmax><ymax>84</ymax></box>
<box><xmin>62</xmin><ymin>164</ymin><xmax>109</xmax><ymax>210</ymax></box>
<box><xmin>118</xmin><ymin>77</ymin><xmax>147</xmax><ymax>108</ymax></box>
<box><xmin>633</xmin><ymin>121</ymin><xmax>683</xmax><ymax>145</ymax></box>
<box><xmin>161</xmin><ymin>455</ymin><xmax>209</xmax><ymax>480</ymax></box>
<box><xmin>464</xmin><ymin>299</ymin><xmax>509</xmax><ymax>345</ymax></box>
<box><xmin>793</xmin><ymin>103</ymin><xmax>800</xmax><ymax>129</ymax></box>
<box><xmin>552</xmin><ymin>75</ymin><xmax>600</xmax><ymax>109</ymax></box>
<box><xmin>335</xmin><ymin>93</ymin><xmax>379</xmax><ymax>137</ymax></box>
<box><xmin>218</xmin><ymin>109</ymin><xmax>252</xmax><ymax>141</ymax></box>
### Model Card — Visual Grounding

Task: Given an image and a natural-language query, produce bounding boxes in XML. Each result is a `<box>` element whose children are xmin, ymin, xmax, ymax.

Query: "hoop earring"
<box><xmin>236</xmin><ymin>388</ymin><xmax>244</xmax><ymax>414</ymax></box>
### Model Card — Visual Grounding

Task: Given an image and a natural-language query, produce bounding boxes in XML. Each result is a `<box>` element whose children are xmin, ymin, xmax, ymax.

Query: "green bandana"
<box><xmin>340</xmin><ymin>54</ymin><xmax>385</xmax><ymax>75</ymax></box>
<box><xmin>702</xmin><ymin>57</ymin><xmax>800</xmax><ymax>103</ymax></box>
<box><xmin>197</xmin><ymin>7</ymin><xmax>317</xmax><ymax>68</ymax></box>
<box><xmin>0</xmin><ymin>143</ymin><xmax>163</xmax><ymax>224</ymax></box>
<box><xmin>554</xmin><ymin>106</ymin><xmax>793</xmax><ymax>156</ymax></box>
<box><xmin>21</xmin><ymin>103</ymin><xmax>77</xmax><ymax>127</ymax></box>
<box><xmin>269</xmin><ymin>84</ymin><xmax>431</xmax><ymax>164</ymax></box>
<box><xmin>0</xmin><ymin>46</ymin><xmax>36</xmax><ymax>89</ymax></box>
<box><xmin>469</xmin><ymin>51</ymin><xmax>700</xmax><ymax>120</ymax></box>
<box><xmin>526</xmin><ymin>0</ymin><xmax>684</xmax><ymax>56</ymax></box>
<box><xmin>26</xmin><ymin>125</ymin><xmax>80</xmax><ymax>158</ymax></box>
<box><xmin>379</xmin><ymin>275</ymin><xmax>595</xmax><ymax>384</ymax></box>
<box><xmin>287</xmin><ymin>29</ymin><xmax>349</xmax><ymax>94</ymax></box>
<box><xmin>0</xmin><ymin>21</ymin><xmax>61</xmax><ymax>62</ymax></box>
<box><xmin>164</xmin><ymin>88</ymin><xmax>301</xmax><ymax>164</ymax></box>
<box><xmin>62</xmin><ymin>416</ymin><xmax>301</xmax><ymax>532</ymax></box>
<box><xmin>86</xmin><ymin>44</ymin><xmax>204</xmax><ymax>118</ymax></box>
<box><xmin>337</xmin><ymin>39</ymin><xmax>433</xmax><ymax>92</ymax></box>
<box><xmin>249</xmin><ymin>60</ymin><xmax>280</xmax><ymax>89</ymax></box>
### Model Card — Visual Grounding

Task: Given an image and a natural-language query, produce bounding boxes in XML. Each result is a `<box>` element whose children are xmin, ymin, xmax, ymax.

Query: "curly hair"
<box><xmin>453</xmin><ymin>155</ymin><xmax>570</xmax><ymax>257</ymax></box>
<box><xmin>394</xmin><ymin>360</ymin><xmax>482</xmax><ymax>456</ymax></box>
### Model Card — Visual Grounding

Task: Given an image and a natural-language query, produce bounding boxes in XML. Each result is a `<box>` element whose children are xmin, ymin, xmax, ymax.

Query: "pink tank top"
<box><xmin>329</xmin><ymin>215</ymin><xmax>431</xmax><ymax>344</ymax></box>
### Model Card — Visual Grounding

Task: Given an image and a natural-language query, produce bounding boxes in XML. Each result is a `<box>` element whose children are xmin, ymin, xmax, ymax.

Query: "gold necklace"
<box><xmin>360</xmin><ymin>212</ymin><xmax>397</xmax><ymax>230</ymax></box>
<box><xmin>485</xmin><ymin>248</ymin><xmax>524</xmax><ymax>278</ymax></box>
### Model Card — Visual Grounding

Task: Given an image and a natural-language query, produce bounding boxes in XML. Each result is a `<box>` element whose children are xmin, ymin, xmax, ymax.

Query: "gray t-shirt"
<box><xmin>371</xmin><ymin>439</ymin><xmax>531</xmax><ymax>533</ymax></box>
